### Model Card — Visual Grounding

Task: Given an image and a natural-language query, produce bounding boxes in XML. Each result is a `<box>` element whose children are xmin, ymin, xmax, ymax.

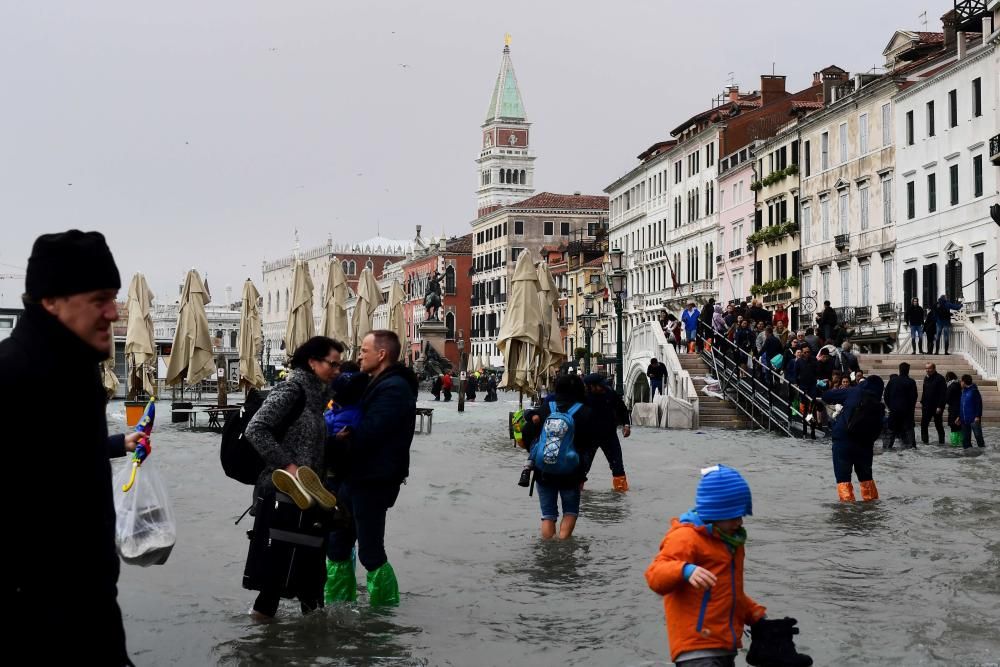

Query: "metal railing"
<box><xmin>951</xmin><ymin>320</ymin><xmax>998</xmax><ymax>380</ymax></box>
<box><xmin>834</xmin><ymin>233</ymin><xmax>850</xmax><ymax>249</ymax></box>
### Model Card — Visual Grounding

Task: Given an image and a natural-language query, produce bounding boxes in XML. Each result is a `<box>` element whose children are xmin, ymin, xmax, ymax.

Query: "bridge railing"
<box><xmin>950</xmin><ymin>319</ymin><xmax>999</xmax><ymax>380</ymax></box>
<box><xmin>623</xmin><ymin>321</ymin><xmax>698</xmax><ymax>426</ymax></box>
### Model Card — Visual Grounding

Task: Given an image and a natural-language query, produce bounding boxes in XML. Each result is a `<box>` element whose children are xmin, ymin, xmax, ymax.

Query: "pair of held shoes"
<box><xmin>272</xmin><ymin>467</ymin><xmax>337</xmax><ymax>511</ymax></box>
<box><xmin>746</xmin><ymin>616</ymin><xmax>813</xmax><ymax>667</ymax></box>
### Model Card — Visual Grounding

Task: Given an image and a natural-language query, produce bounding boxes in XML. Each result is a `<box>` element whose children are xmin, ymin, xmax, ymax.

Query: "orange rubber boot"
<box><xmin>859</xmin><ymin>480</ymin><xmax>879</xmax><ymax>501</ymax></box>
<box><xmin>837</xmin><ymin>482</ymin><xmax>856</xmax><ymax>502</ymax></box>
<box><xmin>612</xmin><ymin>475</ymin><xmax>629</xmax><ymax>492</ymax></box>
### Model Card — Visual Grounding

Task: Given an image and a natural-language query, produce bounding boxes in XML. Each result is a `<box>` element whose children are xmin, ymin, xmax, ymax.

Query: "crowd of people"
<box><xmin>429</xmin><ymin>368</ymin><xmax>500</xmax><ymax>402</ymax></box>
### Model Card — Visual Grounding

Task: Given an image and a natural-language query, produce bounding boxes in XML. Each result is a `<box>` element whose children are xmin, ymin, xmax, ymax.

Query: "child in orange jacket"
<box><xmin>645</xmin><ymin>465</ymin><xmax>812</xmax><ymax>667</ymax></box>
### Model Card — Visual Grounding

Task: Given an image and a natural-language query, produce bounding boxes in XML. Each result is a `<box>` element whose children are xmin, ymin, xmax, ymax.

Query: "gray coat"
<box><xmin>246</xmin><ymin>367</ymin><xmax>329</xmax><ymax>489</ymax></box>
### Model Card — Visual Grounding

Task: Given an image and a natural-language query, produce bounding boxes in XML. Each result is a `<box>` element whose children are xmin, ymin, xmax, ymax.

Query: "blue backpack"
<box><xmin>530</xmin><ymin>401</ymin><xmax>583</xmax><ymax>475</ymax></box>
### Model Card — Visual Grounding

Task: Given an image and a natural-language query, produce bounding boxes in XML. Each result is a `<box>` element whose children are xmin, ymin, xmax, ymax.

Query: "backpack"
<box><xmin>221</xmin><ymin>387</ymin><xmax>306</xmax><ymax>485</ymax></box>
<box><xmin>529</xmin><ymin>401</ymin><xmax>583</xmax><ymax>475</ymax></box>
<box><xmin>846</xmin><ymin>392</ymin><xmax>883</xmax><ymax>445</ymax></box>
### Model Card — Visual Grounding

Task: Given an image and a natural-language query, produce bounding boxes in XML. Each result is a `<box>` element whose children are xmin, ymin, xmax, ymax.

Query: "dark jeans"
<box><xmin>920</xmin><ymin>408</ymin><xmax>944</xmax><ymax>444</ymax></box>
<box><xmin>650</xmin><ymin>378</ymin><xmax>663</xmax><ymax>397</ymax></box>
<box><xmin>962</xmin><ymin>422</ymin><xmax>986</xmax><ymax>448</ymax></box>
<box><xmin>596</xmin><ymin>433</ymin><xmax>626</xmax><ymax>477</ymax></box>
<box><xmin>833</xmin><ymin>439</ymin><xmax>874</xmax><ymax>484</ymax></box>
<box><xmin>327</xmin><ymin>481</ymin><xmax>401</xmax><ymax>571</ymax></box>
<box><xmin>885</xmin><ymin>412</ymin><xmax>915</xmax><ymax>449</ymax></box>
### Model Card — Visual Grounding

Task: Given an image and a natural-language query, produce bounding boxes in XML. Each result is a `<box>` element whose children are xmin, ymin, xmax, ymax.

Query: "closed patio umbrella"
<box><xmin>285</xmin><ymin>260</ymin><xmax>316</xmax><ymax>356</ymax></box>
<box><xmin>165</xmin><ymin>269</ymin><xmax>215</xmax><ymax>386</ymax></box>
<box><xmin>535</xmin><ymin>262</ymin><xmax>566</xmax><ymax>388</ymax></box>
<box><xmin>388</xmin><ymin>279</ymin><xmax>408</xmax><ymax>361</ymax></box>
<box><xmin>124</xmin><ymin>272</ymin><xmax>156</xmax><ymax>399</ymax></box>
<box><xmin>498</xmin><ymin>250</ymin><xmax>544</xmax><ymax>396</ymax></box>
<box><xmin>320</xmin><ymin>258</ymin><xmax>350</xmax><ymax>346</ymax></box>
<box><xmin>351</xmin><ymin>267</ymin><xmax>381</xmax><ymax>356</ymax></box>
<box><xmin>102</xmin><ymin>350</ymin><xmax>119</xmax><ymax>400</ymax></box>
<box><xmin>238</xmin><ymin>278</ymin><xmax>265</xmax><ymax>390</ymax></box>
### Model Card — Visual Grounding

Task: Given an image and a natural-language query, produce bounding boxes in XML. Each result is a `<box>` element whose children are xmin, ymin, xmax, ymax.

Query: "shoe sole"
<box><xmin>272</xmin><ymin>470</ymin><xmax>314</xmax><ymax>510</ymax></box>
<box><xmin>296</xmin><ymin>466</ymin><xmax>338</xmax><ymax>510</ymax></box>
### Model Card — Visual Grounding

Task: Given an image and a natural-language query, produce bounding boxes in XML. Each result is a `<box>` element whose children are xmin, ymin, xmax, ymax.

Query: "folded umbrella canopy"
<box><xmin>388</xmin><ymin>279</ymin><xmax>408</xmax><ymax>361</ymax></box>
<box><xmin>285</xmin><ymin>260</ymin><xmax>316</xmax><ymax>357</ymax></box>
<box><xmin>498</xmin><ymin>250</ymin><xmax>544</xmax><ymax>396</ymax></box>
<box><xmin>320</xmin><ymin>258</ymin><xmax>350</xmax><ymax>346</ymax></box>
<box><xmin>238</xmin><ymin>279</ymin><xmax>265</xmax><ymax>390</ymax></box>
<box><xmin>102</xmin><ymin>348</ymin><xmax>119</xmax><ymax>400</ymax></box>
<box><xmin>125</xmin><ymin>273</ymin><xmax>157</xmax><ymax>399</ymax></box>
<box><xmin>535</xmin><ymin>261</ymin><xmax>566</xmax><ymax>388</ymax></box>
<box><xmin>351</xmin><ymin>267</ymin><xmax>381</xmax><ymax>356</ymax></box>
<box><xmin>165</xmin><ymin>269</ymin><xmax>215</xmax><ymax>386</ymax></box>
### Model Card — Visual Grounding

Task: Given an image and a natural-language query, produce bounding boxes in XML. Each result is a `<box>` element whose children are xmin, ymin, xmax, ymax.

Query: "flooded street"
<box><xmin>110</xmin><ymin>397</ymin><xmax>1000</xmax><ymax>666</ymax></box>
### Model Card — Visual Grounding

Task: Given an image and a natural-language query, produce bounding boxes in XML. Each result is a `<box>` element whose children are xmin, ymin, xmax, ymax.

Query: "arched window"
<box><xmin>499</xmin><ymin>169</ymin><xmax>506</xmax><ymax>184</ymax></box>
<box><xmin>445</xmin><ymin>265</ymin><xmax>456</xmax><ymax>295</ymax></box>
<box><xmin>348</xmin><ymin>260</ymin><xmax>356</xmax><ymax>275</ymax></box>
<box><xmin>446</xmin><ymin>312</ymin><xmax>455</xmax><ymax>339</ymax></box>
<box><xmin>267</xmin><ymin>292</ymin><xmax>272</xmax><ymax>313</ymax></box>
<box><xmin>506</xmin><ymin>169</ymin><xmax>512</xmax><ymax>183</ymax></box>
<box><xmin>384</xmin><ymin>260</ymin><xmax>391</xmax><ymax>273</ymax></box>
<box><xmin>520</xmin><ymin>169</ymin><xmax>526</xmax><ymax>184</ymax></box>
<box><xmin>230</xmin><ymin>330</ymin><xmax>237</xmax><ymax>348</ymax></box>
<box><xmin>342</xmin><ymin>260</ymin><xmax>350</xmax><ymax>275</ymax></box>
<box><xmin>285</xmin><ymin>289</ymin><xmax>289</xmax><ymax>311</ymax></box>
<box><xmin>365</xmin><ymin>259</ymin><xmax>374</xmax><ymax>272</ymax></box>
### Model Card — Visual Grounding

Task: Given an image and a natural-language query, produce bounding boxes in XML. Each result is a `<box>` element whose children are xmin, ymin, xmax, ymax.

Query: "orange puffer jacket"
<box><xmin>645</xmin><ymin>514</ymin><xmax>766</xmax><ymax>661</ymax></box>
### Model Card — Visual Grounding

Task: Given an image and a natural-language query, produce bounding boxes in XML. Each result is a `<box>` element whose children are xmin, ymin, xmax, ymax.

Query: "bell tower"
<box><xmin>476</xmin><ymin>35</ymin><xmax>535</xmax><ymax>218</ymax></box>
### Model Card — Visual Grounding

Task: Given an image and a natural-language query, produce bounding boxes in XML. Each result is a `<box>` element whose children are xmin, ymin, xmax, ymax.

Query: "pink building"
<box><xmin>716</xmin><ymin>146</ymin><xmax>756</xmax><ymax>305</ymax></box>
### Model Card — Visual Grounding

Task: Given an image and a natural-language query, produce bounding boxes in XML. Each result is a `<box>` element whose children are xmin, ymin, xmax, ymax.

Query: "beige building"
<box><xmin>562</xmin><ymin>238</ymin><xmax>608</xmax><ymax>367</ymax></box>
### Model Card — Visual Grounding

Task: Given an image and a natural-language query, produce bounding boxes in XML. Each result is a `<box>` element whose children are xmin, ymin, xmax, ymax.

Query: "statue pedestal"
<box><xmin>418</xmin><ymin>320</ymin><xmax>449</xmax><ymax>359</ymax></box>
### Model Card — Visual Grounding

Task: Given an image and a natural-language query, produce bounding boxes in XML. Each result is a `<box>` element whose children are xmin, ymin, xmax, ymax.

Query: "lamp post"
<box><xmin>457</xmin><ymin>330</ymin><xmax>466</xmax><ymax>413</ymax></box>
<box><xmin>577</xmin><ymin>293</ymin><xmax>597</xmax><ymax>374</ymax></box>
<box><xmin>264</xmin><ymin>339</ymin><xmax>272</xmax><ymax>385</ymax></box>
<box><xmin>605</xmin><ymin>245</ymin><xmax>626</xmax><ymax>395</ymax></box>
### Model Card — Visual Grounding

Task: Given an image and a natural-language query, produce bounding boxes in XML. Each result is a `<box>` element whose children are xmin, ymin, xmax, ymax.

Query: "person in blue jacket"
<box><xmin>822</xmin><ymin>375</ymin><xmax>885</xmax><ymax>502</ymax></box>
<box><xmin>959</xmin><ymin>374</ymin><xmax>985</xmax><ymax>449</ymax></box>
<box><xmin>681</xmin><ymin>302</ymin><xmax>701</xmax><ymax>351</ymax></box>
<box><xmin>934</xmin><ymin>295</ymin><xmax>962</xmax><ymax>355</ymax></box>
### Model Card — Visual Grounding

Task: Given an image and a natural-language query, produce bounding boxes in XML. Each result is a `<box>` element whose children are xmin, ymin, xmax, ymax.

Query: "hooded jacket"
<box><xmin>821</xmin><ymin>375</ymin><xmax>885</xmax><ymax>444</ymax></box>
<box><xmin>711</xmin><ymin>304</ymin><xmax>726</xmax><ymax>332</ymax></box>
<box><xmin>345</xmin><ymin>362</ymin><xmax>419</xmax><ymax>485</ymax></box>
<box><xmin>645</xmin><ymin>511</ymin><xmax>766</xmax><ymax>661</ymax></box>
<box><xmin>960</xmin><ymin>383</ymin><xmax>983</xmax><ymax>424</ymax></box>
<box><xmin>935</xmin><ymin>297</ymin><xmax>962</xmax><ymax>327</ymax></box>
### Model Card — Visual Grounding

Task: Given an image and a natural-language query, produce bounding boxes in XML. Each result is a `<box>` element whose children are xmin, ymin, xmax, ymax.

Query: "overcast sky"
<box><xmin>1</xmin><ymin>0</ymin><xmax>936</xmax><ymax>306</ymax></box>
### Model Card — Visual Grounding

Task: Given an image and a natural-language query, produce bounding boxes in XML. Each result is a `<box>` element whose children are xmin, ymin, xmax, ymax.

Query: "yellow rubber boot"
<box><xmin>859</xmin><ymin>480</ymin><xmax>879</xmax><ymax>501</ymax></box>
<box><xmin>612</xmin><ymin>475</ymin><xmax>629</xmax><ymax>492</ymax></box>
<box><xmin>837</xmin><ymin>482</ymin><xmax>856</xmax><ymax>502</ymax></box>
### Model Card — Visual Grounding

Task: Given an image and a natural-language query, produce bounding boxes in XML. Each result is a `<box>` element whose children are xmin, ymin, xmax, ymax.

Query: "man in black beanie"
<box><xmin>0</xmin><ymin>230</ymin><xmax>143</xmax><ymax>666</ymax></box>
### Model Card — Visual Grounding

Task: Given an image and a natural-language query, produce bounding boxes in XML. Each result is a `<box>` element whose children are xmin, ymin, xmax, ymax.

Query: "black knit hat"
<box><xmin>25</xmin><ymin>230</ymin><xmax>121</xmax><ymax>299</ymax></box>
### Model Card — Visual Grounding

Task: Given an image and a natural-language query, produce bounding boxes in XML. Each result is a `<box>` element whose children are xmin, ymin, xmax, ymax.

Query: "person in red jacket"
<box><xmin>441</xmin><ymin>372</ymin><xmax>453</xmax><ymax>402</ymax></box>
<box><xmin>645</xmin><ymin>465</ymin><xmax>812</xmax><ymax>667</ymax></box>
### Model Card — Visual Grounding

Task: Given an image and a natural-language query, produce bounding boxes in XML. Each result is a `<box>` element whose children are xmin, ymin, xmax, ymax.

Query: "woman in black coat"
<box><xmin>923</xmin><ymin>309</ymin><xmax>937</xmax><ymax>355</ymax></box>
<box><xmin>944</xmin><ymin>371</ymin><xmax>962</xmax><ymax>444</ymax></box>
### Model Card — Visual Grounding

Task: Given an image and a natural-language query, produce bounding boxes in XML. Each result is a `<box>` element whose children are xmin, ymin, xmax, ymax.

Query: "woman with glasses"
<box><xmin>245</xmin><ymin>335</ymin><xmax>343</xmax><ymax>620</ymax></box>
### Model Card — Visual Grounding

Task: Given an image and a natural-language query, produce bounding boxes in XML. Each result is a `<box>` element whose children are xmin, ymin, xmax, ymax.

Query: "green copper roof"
<box><xmin>485</xmin><ymin>46</ymin><xmax>526</xmax><ymax>122</ymax></box>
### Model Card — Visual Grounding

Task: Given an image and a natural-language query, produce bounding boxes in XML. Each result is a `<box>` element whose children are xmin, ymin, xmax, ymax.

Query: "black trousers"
<box><xmin>885</xmin><ymin>412</ymin><xmax>916</xmax><ymax>449</ymax></box>
<box><xmin>596</xmin><ymin>433</ymin><xmax>626</xmax><ymax>477</ymax></box>
<box><xmin>920</xmin><ymin>408</ymin><xmax>944</xmax><ymax>444</ymax></box>
<box><xmin>327</xmin><ymin>481</ymin><xmax>401</xmax><ymax>571</ymax></box>
<box><xmin>833</xmin><ymin>439</ymin><xmax>874</xmax><ymax>483</ymax></box>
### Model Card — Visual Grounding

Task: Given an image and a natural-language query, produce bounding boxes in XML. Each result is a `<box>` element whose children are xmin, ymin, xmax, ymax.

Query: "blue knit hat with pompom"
<box><xmin>695</xmin><ymin>464</ymin><xmax>753</xmax><ymax>521</ymax></box>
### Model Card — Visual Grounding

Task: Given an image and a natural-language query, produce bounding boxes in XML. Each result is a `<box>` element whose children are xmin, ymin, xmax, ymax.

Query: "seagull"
<box><xmin>398</xmin><ymin>63</ymin><xmax>409</xmax><ymax>69</ymax></box>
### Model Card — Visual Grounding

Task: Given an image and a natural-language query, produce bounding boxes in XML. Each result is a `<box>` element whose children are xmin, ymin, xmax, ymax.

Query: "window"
<box><xmin>973</xmin><ymin>155</ymin><xmax>983</xmax><ymax>197</ymax></box>
<box><xmin>927</xmin><ymin>173</ymin><xmax>937</xmax><ymax>213</ymax></box>
<box><xmin>949</xmin><ymin>164</ymin><xmax>959</xmax><ymax>205</ymax></box>
<box><xmin>821</xmin><ymin>268</ymin><xmax>831</xmax><ymax>302</ymax></box>
<box><xmin>588</xmin><ymin>222</ymin><xmax>600</xmax><ymax>237</ymax></box>
<box><xmin>445</xmin><ymin>312</ymin><xmax>455</xmax><ymax>339</ymax></box>
<box><xmin>840</xmin><ymin>265</ymin><xmax>850</xmax><ymax>308</ymax></box>
<box><xmin>267</xmin><ymin>292</ymin><xmax>272</xmax><ymax>313</ymax></box>
<box><xmin>859</xmin><ymin>186</ymin><xmax>870</xmax><ymax>230</ymax></box>
<box><xmin>882</xmin><ymin>103</ymin><xmax>892</xmax><ymax>146</ymax></box>
<box><xmin>802</xmin><ymin>203</ymin><xmax>812</xmax><ymax>245</ymax></box>
<box><xmin>926</xmin><ymin>100</ymin><xmax>936</xmax><ymax>137</ymax></box>
<box><xmin>560</xmin><ymin>221</ymin><xmax>570</xmax><ymax>235</ymax></box>
<box><xmin>511</xmin><ymin>247</ymin><xmax>523</xmax><ymax>261</ymax></box>
<box><xmin>881</xmin><ymin>175</ymin><xmax>892</xmax><ymax>225</ymax></box>
<box><xmin>948</xmin><ymin>89</ymin><xmax>958</xmax><ymax>128</ymax></box>
<box><xmin>838</xmin><ymin>191</ymin><xmax>849</xmax><ymax>235</ymax></box>
<box><xmin>972</xmin><ymin>77</ymin><xmax>982</xmax><ymax>117</ymax></box>
<box><xmin>859</xmin><ymin>113</ymin><xmax>869</xmax><ymax>154</ymax></box>
<box><xmin>839</xmin><ymin>123</ymin><xmax>848</xmax><ymax>163</ymax></box>
<box><xmin>674</xmin><ymin>161</ymin><xmax>682</xmax><ymax>183</ymax></box>
<box><xmin>444</xmin><ymin>265</ymin><xmax>456</xmax><ymax>295</ymax></box>
<box><xmin>860</xmin><ymin>263</ymin><xmax>870</xmax><ymax>306</ymax></box>
<box><xmin>706</xmin><ymin>142</ymin><xmax>714</xmax><ymax>167</ymax></box>
<box><xmin>975</xmin><ymin>252</ymin><xmax>985</xmax><ymax>306</ymax></box>
<box><xmin>514</xmin><ymin>219</ymin><xmax>524</xmax><ymax>235</ymax></box>
<box><xmin>906</xmin><ymin>181</ymin><xmax>915</xmax><ymax>219</ymax></box>
<box><xmin>804</xmin><ymin>140</ymin><xmax>811</xmax><ymax>176</ymax></box>
<box><xmin>365</xmin><ymin>259</ymin><xmax>373</xmax><ymax>271</ymax></box>
<box><xmin>791</xmin><ymin>140</ymin><xmax>799</xmax><ymax>166</ymax></box>
<box><xmin>820</xmin><ymin>132</ymin><xmax>829</xmax><ymax>170</ymax></box>
<box><xmin>803</xmin><ymin>272</ymin><xmax>812</xmax><ymax>301</ymax></box>
<box><xmin>821</xmin><ymin>196</ymin><xmax>830</xmax><ymax>240</ymax></box>
<box><xmin>543</xmin><ymin>220</ymin><xmax>553</xmax><ymax>236</ymax></box>
<box><xmin>884</xmin><ymin>256</ymin><xmax>894</xmax><ymax>302</ymax></box>
<box><xmin>905</xmin><ymin>110</ymin><xmax>914</xmax><ymax>145</ymax></box>
<box><xmin>922</xmin><ymin>263</ymin><xmax>938</xmax><ymax>306</ymax></box>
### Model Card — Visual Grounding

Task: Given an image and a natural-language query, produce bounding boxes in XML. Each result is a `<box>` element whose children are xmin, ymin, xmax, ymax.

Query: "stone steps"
<box><xmin>675</xmin><ymin>355</ymin><xmax>750</xmax><ymax>429</ymax></box>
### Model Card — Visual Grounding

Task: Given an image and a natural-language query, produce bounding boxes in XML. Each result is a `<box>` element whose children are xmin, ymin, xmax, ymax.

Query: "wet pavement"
<box><xmin>108</xmin><ymin>396</ymin><xmax>1000</xmax><ymax>666</ymax></box>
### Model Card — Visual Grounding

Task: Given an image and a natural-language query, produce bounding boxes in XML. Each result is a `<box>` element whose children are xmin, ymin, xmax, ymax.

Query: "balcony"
<box><xmin>835</xmin><ymin>305</ymin><xmax>872</xmax><ymax>326</ymax></box>
<box><xmin>834</xmin><ymin>233</ymin><xmax>850</xmax><ymax>250</ymax></box>
<box><xmin>857</xmin><ymin>226</ymin><xmax>894</xmax><ymax>254</ymax></box>
<box><xmin>964</xmin><ymin>300</ymin><xmax>985</xmax><ymax>315</ymax></box>
<box><xmin>728</xmin><ymin>248</ymin><xmax>743</xmax><ymax>258</ymax></box>
<box><xmin>877</xmin><ymin>303</ymin><xmax>900</xmax><ymax>321</ymax></box>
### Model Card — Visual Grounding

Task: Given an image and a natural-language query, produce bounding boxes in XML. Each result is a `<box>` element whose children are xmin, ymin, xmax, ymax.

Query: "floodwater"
<box><xmin>109</xmin><ymin>396</ymin><xmax>1000</xmax><ymax>666</ymax></box>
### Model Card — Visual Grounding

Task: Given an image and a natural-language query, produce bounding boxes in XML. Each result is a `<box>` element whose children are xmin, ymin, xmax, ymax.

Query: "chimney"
<box><xmin>225</xmin><ymin>285</ymin><xmax>232</xmax><ymax>305</ymax></box>
<box><xmin>728</xmin><ymin>85</ymin><xmax>740</xmax><ymax>102</ymax></box>
<box><xmin>958</xmin><ymin>31</ymin><xmax>967</xmax><ymax>59</ymax></box>
<box><xmin>415</xmin><ymin>224</ymin><xmax>422</xmax><ymax>239</ymax></box>
<box><xmin>942</xmin><ymin>10</ymin><xmax>957</xmax><ymax>50</ymax></box>
<box><xmin>985</xmin><ymin>16</ymin><xmax>995</xmax><ymax>46</ymax></box>
<box><xmin>760</xmin><ymin>74</ymin><xmax>786</xmax><ymax>106</ymax></box>
<box><xmin>812</xmin><ymin>72</ymin><xmax>821</xmax><ymax>86</ymax></box>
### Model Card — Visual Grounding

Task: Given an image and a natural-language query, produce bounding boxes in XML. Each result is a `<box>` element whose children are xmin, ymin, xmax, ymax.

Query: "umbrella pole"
<box><xmin>519</xmin><ymin>389</ymin><xmax>523</xmax><ymax>409</ymax></box>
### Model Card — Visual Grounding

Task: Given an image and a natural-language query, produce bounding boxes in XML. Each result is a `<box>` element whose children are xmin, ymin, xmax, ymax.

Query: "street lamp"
<box><xmin>577</xmin><ymin>293</ymin><xmax>598</xmax><ymax>374</ymax></box>
<box><xmin>264</xmin><ymin>339</ymin><xmax>272</xmax><ymax>385</ymax></box>
<box><xmin>457</xmin><ymin>329</ymin><xmax>466</xmax><ymax>413</ymax></box>
<box><xmin>605</xmin><ymin>255</ymin><xmax>627</xmax><ymax>395</ymax></box>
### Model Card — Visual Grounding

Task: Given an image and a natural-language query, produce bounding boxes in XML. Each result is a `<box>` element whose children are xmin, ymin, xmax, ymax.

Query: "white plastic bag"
<box><xmin>113</xmin><ymin>460</ymin><xmax>176</xmax><ymax>566</ymax></box>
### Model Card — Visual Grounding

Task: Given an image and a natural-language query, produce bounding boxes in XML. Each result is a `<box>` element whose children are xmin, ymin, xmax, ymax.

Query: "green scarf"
<box><xmin>713</xmin><ymin>525</ymin><xmax>747</xmax><ymax>551</ymax></box>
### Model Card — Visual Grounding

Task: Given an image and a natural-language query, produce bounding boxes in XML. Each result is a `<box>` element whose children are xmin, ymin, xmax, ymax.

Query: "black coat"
<box><xmin>345</xmin><ymin>363</ymin><xmax>418</xmax><ymax>485</ymax></box>
<box><xmin>819</xmin><ymin>307</ymin><xmax>838</xmax><ymax>326</ymax></box>
<box><xmin>945</xmin><ymin>380</ymin><xmax>962</xmax><ymax>427</ymax></box>
<box><xmin>921</xmin><ymin>371</ymin><xmax>947</xmax><ymax>410</ymax></box>
<box><xmin>585</xmin><ymin>388</ymin><xmax>630</xmax><ymax>434</ymax></box>
<box><xmin>905</xmin><ymin>305</ymin><xmax>925</xmax><ymax>327</ymax></box>
<box><xmin>885</xmin><ymin>374</ymin><xmax>918</xmax><ymax>413</ymax></box>
<box><xmin>0</xmin><ymin>305</ymin><xmax>130</xmax><ymax>664</ymax></box>
<box><xmin>923</xmin><ymin>312</ymin><xmax>937</xmax><ymax>336</ymax></box>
